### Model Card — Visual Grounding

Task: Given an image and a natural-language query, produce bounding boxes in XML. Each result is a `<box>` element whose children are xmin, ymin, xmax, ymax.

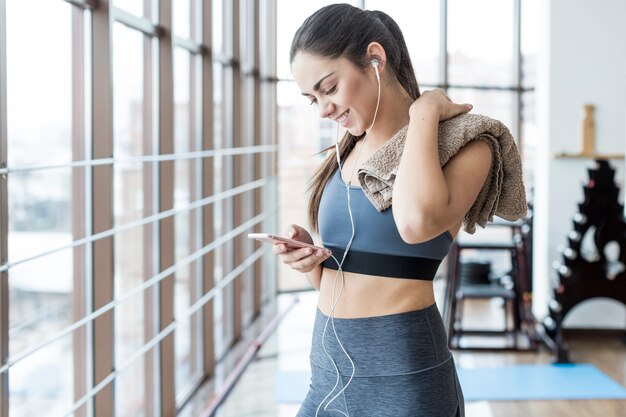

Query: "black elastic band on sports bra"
<box><xmin>321</xmin><ymin>245</ymin><xmax>442</xmax><ymax>280</ymax></box>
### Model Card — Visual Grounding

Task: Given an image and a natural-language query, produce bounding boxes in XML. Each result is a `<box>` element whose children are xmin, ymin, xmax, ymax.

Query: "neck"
<box><xmin>363</xmin><ymin>82</ymin><xmax>413</xmax><ymax>148</ymax></box>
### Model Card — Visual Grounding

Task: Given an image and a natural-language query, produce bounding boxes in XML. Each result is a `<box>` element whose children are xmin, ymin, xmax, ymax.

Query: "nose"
<box><xmin>317</xmin><ymin>99</ymin><xmax>335</xmax><ymax>119</ymax></box>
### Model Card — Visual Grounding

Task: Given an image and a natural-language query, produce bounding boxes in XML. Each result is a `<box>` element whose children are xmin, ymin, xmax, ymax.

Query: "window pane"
<box><xmin>6</xmin><ymin>0</ymin><xmax>72</xmax><ymax>166</ymax></box>
<box><xmin>213</xmin><ymin>0</ymin><xmax>223</xmax><ymax>55</ymax></box>
<box><xmin>114</xmin><ymin>230</ymin><xmax>146</xmax><ymax>417</ymax></box>
<box><xmin>9</xmin><ymin>337</ymin><xmax>73</xmax><ymax>416</ymax></box>
<box><xmin>521</xmin><ymin>0</ymin><xmax>538</xmax><ymax>88</ymax></box>
<box><xmin>276</xmin><ymin>81</ymin><xmax>325</xmax><ymax>292</ymax></box>
<box><xmin>212</xmin><ymin>61</ymin><xmax>227</xmax><ymax>357</ymax></box>
<box><xmin>219</xmin><ymin>65</ymin><xmax>235</xmax><ymax>358</ymax></box>
<box><xmin>6</xmin><ymin>0</ymin><xmax>74</xmax><ymax>414</ymax></box>
<box><xmin>7</xmin><ymin>170</ymin><xmax>72</xmax><ymax>264</ymax></box>
<box><xmin>113</xmin><ymin>23</ymin><xmax>146</xmax><ymax>417</ymax></box>
<box><xmin>173</xmin><ymin>0</ymin><xmax>191</xmax><ymax>39</ymax></box>
<box><xmin>276</xmin><ymin>0</ymin><xmax>358</xmax><ymax>80</ymax></box>
<box><xmin>116</xmin><ymin>360</ymin><xmax>145</xmax><ymax>417</ymax></box>
<box><xmin>447</xmin><ymin>88</ymin><xmax>516</xmax><ymax>136</ymax></box>
<box><xmin>174</xmin><ymin>48</ymin><xmax>201</xmax><ymax>401</ymax></box>
<box><xmin>448</xmin><ymin>0</ymin><xmax>515</xmax><ymax>87</ymax></box>
<box><xmin>365</xmin><ymin>0</ymin><xmax>440</xmax><ymax>85</ymax></box>
<box><xmin>113</xmin><ymin>23</ymin><xmax>144</xmax><ymax>159</ymax></box>
<box><xmin>112</xmin><ymin>0</ymin><xmax>143</xmax><ymax>17</ymax></box>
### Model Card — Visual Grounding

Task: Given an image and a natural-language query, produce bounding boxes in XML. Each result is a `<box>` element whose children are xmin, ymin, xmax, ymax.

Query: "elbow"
<box><xmin>396</xmin><ymin>213</ymin><xmax>437</xmax><ymax>244</ymax></box>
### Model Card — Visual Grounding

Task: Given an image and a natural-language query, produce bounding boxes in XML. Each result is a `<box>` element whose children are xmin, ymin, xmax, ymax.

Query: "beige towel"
<box><xmin>357</xmin><ymin>113</ymin><xmax>528</xmax><ymax>234</ymax></box>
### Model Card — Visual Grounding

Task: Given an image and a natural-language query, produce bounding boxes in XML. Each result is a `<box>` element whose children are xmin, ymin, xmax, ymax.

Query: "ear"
<box><xmin>366</xmin><ymin>42</ymin><xmax>387</xmax><ymax>73</ymax></box>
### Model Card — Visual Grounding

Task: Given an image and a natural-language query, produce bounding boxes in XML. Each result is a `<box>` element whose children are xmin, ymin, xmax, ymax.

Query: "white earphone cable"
<box><xmin>315</xmin><ymin>61</ymin><xmax>381</xmax><ymax>417</ymax></box>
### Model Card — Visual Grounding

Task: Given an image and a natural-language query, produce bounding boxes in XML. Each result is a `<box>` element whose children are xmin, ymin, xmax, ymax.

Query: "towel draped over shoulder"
<box><xmin>356</xmin><ymin>113</ymin><xmax>528</xmax><ymax>234</ymax></box>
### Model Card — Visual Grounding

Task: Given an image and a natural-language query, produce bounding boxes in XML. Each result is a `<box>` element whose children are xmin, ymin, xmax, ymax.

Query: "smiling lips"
<box><xmin>334</xmin><ymin>110</ymin><xmax>350</xmax><ymax>127</ymax></box>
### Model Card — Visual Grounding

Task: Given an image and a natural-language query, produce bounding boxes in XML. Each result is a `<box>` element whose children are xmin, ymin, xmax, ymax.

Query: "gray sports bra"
<box><xmin>318</xmin><ymin>168</ymin><xmax>453</xmax><ymax>280</ymax></box>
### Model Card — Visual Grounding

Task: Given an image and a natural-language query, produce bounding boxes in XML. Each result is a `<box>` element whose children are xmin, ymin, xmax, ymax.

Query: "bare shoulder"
<box><xmin>443</xmin><ymin>139</ymin><xmax>492</xmax><ymax>181</ymax></box>
<box><xmin>441</xmin><ymin>139</ymin><xmax>492</xmax><ymax>227</ymax></box>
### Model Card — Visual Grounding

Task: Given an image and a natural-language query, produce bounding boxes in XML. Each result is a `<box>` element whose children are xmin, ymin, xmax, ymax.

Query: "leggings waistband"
<box><xmin>311</xmin><ymin>303</ymin><xmax>451</xmax><ymax>377</ymax></box>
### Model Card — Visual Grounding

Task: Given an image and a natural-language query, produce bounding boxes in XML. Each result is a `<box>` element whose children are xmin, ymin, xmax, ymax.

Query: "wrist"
<box><xmin>409</xmin><ymin>102</ymin><xmax>440</xmax><ymax>122</ymax></box>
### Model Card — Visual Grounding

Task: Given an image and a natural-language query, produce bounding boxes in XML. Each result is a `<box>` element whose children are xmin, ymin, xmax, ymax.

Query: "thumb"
<box><xmin>286</xmin><ymin>225</ymin><xmax>298</xmax><ymax>238</ymax></box>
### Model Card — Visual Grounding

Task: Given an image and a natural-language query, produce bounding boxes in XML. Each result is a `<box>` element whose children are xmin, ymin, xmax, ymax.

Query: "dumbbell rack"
<box><xmin>542</xmin><ymin>159</ymin><xmax>626</xmax><ymax>363</ymax></box>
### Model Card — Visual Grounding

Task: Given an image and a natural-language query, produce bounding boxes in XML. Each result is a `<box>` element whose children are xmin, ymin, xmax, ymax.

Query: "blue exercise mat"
<box><xmin>456</xmin><ymin>363</ymin><xmax>626</xmax><ymax>401</ymax></box>
<box><xmin>276</xmin><ymin>364</ymin><xmax>626</xmax><ymax>403</ymax></box>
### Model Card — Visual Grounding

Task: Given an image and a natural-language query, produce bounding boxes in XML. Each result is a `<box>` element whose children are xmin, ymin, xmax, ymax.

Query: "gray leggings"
<box><xmin>296</xmin><ymin>303</ymin><xmax>464</xmax><ymax>417</ymax></box>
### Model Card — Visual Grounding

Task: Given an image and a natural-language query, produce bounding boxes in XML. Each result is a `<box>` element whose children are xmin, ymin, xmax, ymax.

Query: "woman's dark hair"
<box><xmin>290</xmin><ymin>3</ymin><xmax>421</xmax><ymax>232</ymax></box>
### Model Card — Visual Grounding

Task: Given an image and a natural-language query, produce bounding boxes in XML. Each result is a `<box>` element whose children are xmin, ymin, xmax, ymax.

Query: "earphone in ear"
<box><xmin>371</xmin><ymin>59</ymin><xmax>380</xmax><ymax>81</ymax></box>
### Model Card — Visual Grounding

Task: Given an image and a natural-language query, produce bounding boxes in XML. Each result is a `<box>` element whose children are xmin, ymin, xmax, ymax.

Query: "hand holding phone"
<box><xmin>247</xmin><ymin>233</ymin><xmax>332</xmax><ymax>255</ymax></box>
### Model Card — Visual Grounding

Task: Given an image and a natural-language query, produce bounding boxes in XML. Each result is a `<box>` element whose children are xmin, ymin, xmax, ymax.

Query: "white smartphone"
<box><xmin>247</xmin><ymin>233</ymin><xmax>331</xmax><ymax>255</ymax></box>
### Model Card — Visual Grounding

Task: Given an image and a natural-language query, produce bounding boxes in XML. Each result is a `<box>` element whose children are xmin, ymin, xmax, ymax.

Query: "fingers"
<box><xmin>274</xmin><ymin>244</ymin><xmax>330</xmax><ymax>273</ymax></box>
<box><xmin>286</xmin><ymin>248</ymin><xmax>331</xmax><ymax>272</ymax></box>
<box><xmin>281</xmin><ymin>246</ymin><xmax>314</xmax><ymax>263</ymax></box>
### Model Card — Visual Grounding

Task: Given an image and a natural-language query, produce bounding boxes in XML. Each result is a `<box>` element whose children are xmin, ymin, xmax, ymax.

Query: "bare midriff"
<box><xmin>316</xmin><ymin>223</ymin><xmax>461</xmax><ymax>318</ymax></box>
<box><xmin>318</xmin><ymin>268</ymin><xmax>437</xmax><ymax>318</ymax></box>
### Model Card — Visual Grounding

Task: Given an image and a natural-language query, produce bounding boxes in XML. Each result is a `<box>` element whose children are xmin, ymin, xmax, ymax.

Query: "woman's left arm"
<box><xmin>392</xmin><ymin>90</ymin><xmax>492</xmax><ymax>243</ymax></box>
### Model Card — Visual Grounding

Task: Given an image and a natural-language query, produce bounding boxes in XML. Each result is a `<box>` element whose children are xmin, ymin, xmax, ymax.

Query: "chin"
<box><xmin>347</xmin><ymin>126</ymin><xmax>366</xmax><ymax>137</ymax></box>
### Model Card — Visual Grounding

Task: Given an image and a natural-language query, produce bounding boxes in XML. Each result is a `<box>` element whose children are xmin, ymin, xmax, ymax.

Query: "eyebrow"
<box><xmin>301</xmin><ymin>72</ymin><xmax>335</xmax><ymax>96</ymax></box>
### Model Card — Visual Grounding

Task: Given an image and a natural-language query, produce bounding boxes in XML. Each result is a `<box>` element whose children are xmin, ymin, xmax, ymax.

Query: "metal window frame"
<box><xmin>0</xmin><ymin>185</ymin><xmax>268</xmax><ymax>378</ymax></box>
<box><xmin>172</xmin><ymin>10</ymin><xmax>206</xmax><ymax>406</ymax></box>
<box><xmin>239</xmin><ymin>0</ymin><xmax>254</xmax><ymax>330</ymax></box>
<box><xmin>0</xmin><ymin>175</ymin><xmax>274</xmax><ymax>275</ymax></box>
<box><xmin>0</xmin><ymin>0</ymin><xmax>8</xmax><ymax>414</ymax></box>
<box><xmin>231</xmin><ymin>0</ymin><xmax>244</xmax><ymax>343</ymax></box>
<box><xmin>61</xmin><ymin>238</ymin><xmax>267</xmax><ymax>416</ymax></box>
<box><xmin>200</xmin><ymin>0</ymin><xmax>216</xmax><ymax>382</ymax></box>
<box><xmin>0</xmin><ymin>145</ymin><xmax>277</xmax><ymax>177</ymax></box>
<box><xmin>65</xmin><ymin>0</ymin><xmax>97</xmax><ymax>9</ymax></box>
<box><xmin>357</xmin><ymin>0</ymin><xmax>529</xmax><ymax>145</ymax></box>
<box><xmin>250</xmin><ymin>0</ymin><xmax>263</xmax><ymax>318</ymax></box>
<box><xmin>0</xmin><ymin>0</ymin><xmax>280</xmax><ymax>415</ymax></box>
<box><xmin>112</xmin><ymin>6</ymin><xmax>163</xmax><ymax>37</ymax></box>
<box><xmin>142</xmin><ymin>0</ymin><xmax>159</xmax><ymax>415</ymax></box>
<box><xmin>259</xmin><ymin>0</ymin><xmax>278</xmax><ymax>304</ymax></box>
<box><xmin>184</xmin><ymin>0</ymin><xmax>205</xmax><ymax>404</ymax></box>
<box><xmin>157</xmin><ymin>0</ymin><xmax>176</xmax><ymax>415</ymax></box>
<box><xmin>71</xmin><ymin>5</ymin><xmax>90</xmax><ymax>417</ymax></box>
<box><xmin>91</xmin><ymin>0</ymin><xmax>115</xmax><ymax>415</ymax></box>
<box><xmin>219</xmin><ymin>0</ymin><xmax>237</xmax><ymax>359</ymax></box>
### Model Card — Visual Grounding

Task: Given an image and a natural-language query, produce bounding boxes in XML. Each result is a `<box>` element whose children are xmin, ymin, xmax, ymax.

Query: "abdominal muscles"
<box><xmin>317</xmin><ymin>268</ymin><xmax>437</xmax><ymax>318</ymax></box>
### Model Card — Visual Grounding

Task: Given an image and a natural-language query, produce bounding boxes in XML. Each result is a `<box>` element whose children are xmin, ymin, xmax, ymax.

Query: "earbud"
<box><xmin>371</xmin><ymin>59</ymin><xmax>380</xmax><ymax>81</ymax></box>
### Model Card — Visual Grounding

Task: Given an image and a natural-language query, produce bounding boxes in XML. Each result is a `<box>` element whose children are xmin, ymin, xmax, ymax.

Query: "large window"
<box><xmin>275</xmin><ymin>0</ymin><xmax>537</xmax><ymax>291</ymax></box>
<box><xmin>0</xmin><ymin>1</ymin><xmax>278</xmax><ymax>416</ymax></box>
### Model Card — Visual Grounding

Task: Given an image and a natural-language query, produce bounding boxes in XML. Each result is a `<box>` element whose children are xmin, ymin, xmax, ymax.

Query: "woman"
<box><xmin>275</xmin><ymin>4</ymin><xmax>492</xmax><ymax>416</ymax></box>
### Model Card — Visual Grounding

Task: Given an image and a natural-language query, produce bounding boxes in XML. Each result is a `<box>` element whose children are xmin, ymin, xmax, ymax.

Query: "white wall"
<box><xmin>534</xmin><ymin>0</ymin><xmax>626</xmax><ymax>328</ymax></box>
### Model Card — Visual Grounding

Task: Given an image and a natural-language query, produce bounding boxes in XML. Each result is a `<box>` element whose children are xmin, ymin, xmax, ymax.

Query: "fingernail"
<box><xmin>315</xmin><ymin>251</ymin><xmax>322</xmax><ymax>257</ymax></box>
<box><xmin>467</xmin><ymin>104</ymin><xmax>473</xmax><ymax>110</ymax></box>
<box><xmin>288</xmin><ymin>228</ymin><xmax>295</xmax><ymax>237</ymax></box>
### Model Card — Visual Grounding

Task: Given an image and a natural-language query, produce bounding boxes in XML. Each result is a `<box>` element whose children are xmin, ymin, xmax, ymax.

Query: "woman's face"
<box><xmin>291</xmin><ymin>52</ymin><xmax>378</xmax><ymax>136</ymax></box>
